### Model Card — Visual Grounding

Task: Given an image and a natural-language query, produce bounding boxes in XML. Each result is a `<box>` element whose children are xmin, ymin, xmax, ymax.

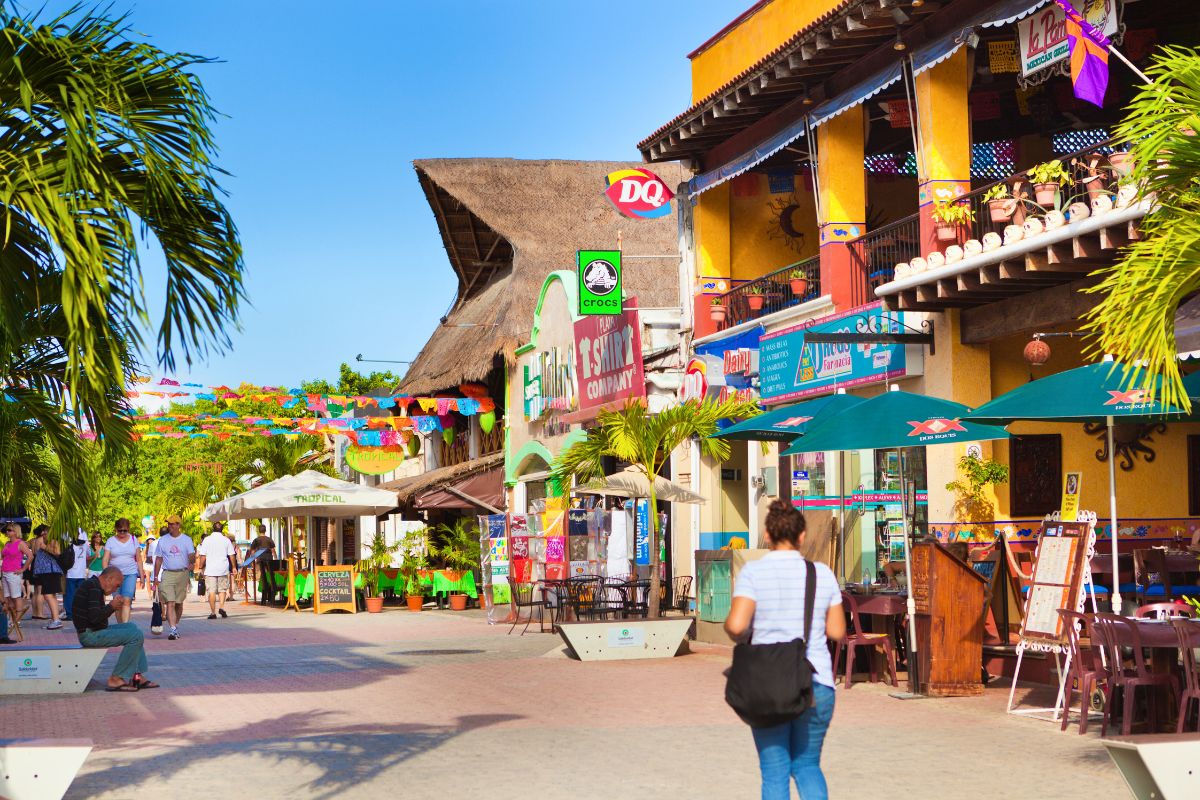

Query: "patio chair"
<box><xmin>1134</xmin><ymin>602</ymin><xmax>1196</xmax><ymax>620</ymax></box>
<box><xmin>624</xmin><ymin>579</ymin><xmax>650</xmax><ymax>619</ymax></box>
<box><xmin>1094</xmin><ymin>613</ymin><xmax>1180</xmax><ymax>736</ymax></box>
<box><xmin>671</xmin><ymin>575</ymin><xmax>693</xmax><ymax>614</ymax></box>
<box><xmin>565</xmin><ymin>576</ymin><xmax>601</xmax><ymax>621</ymax></box>
<box><xmin>508</xmin><ymin>581</ymin><xmax>544</xmax><ymax>636</ymax></box>
<box><xmin>595</xmin><ymin>577</ymin><xmax>629</xmax><ymax>620</ymax></box>
<box><xmin>834</xmin><ymin>591</ymin><xmax>898</xmax><ymax>689</ymax></box>
<box><xmin>1173</xmin><ymin>619</ymin><xmax>1200</xmax><ymax>733</ymax></box>
<box><xmin>1057</xmin><ymin>609</ymin><xmax>1109</xmax><ymax>735</ymax></box>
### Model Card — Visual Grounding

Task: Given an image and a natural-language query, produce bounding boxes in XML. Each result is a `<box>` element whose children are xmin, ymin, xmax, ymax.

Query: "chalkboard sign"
<box><xmin>313</xmin><ymin>566</ymin><xmax>357</xmax><ymax>615</ymax></box>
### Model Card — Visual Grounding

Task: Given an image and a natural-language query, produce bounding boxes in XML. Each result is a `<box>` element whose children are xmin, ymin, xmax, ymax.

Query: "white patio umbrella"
<box><xmin>576</xmin><ymin>466</ymin><xmax>706</xmax><ymax>504</ymax></box>
<box><xmin>201</xmin><ymin>470</ymin><xmax>399</xmax><ymax>520</ymax></box>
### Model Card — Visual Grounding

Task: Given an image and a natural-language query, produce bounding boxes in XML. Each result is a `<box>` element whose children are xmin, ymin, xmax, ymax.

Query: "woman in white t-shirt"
<box><xmin>63</xmin><ymin>535</ymin><xmax>91</xmax><ymax>621</ymax></box>
<box><xmin>102</xmin><ymin>517</ymin><xmax>144</xmax><ymax>623</ymax></box>
<box><xmin>724</xmin><ymin>499</ymin><xmax>846</xmax><ymax>800</ymax></box>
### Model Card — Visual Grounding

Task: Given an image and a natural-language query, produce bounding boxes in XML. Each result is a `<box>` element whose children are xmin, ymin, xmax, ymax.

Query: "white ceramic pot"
<box><xmin>963</xmin><ymin>239</ymin><xmax>983</xmax><ymax>258</ymax></box>
<box><xmin>926</xmin><ymin>251</ymin><xmax>946</xmax><ymax>269</ymax></box>
<box><xmin>1003</xmin><ymin>225</ymin><xmax>1024</xmax><ymax>245</ymax></box>
<box><xmin>894</xmin><ymin>263</ymin><xmax>911</xmax><ymax>279</ymax></box>
<box><xmin>1091</xmin><ymin>195</ymin><xmax>1113</xmax><ymax>215</ymax></box>
<box><xmin>1116</xmin><ymin>184</ymin><xmax>1138</xmax><ymax>208</ymax></box>
<box><xmin>982</xmin><ymin>231</ymin><xmax>1002</xmax><ymax>251</ymax></box>
<box><xmin>1066</xmin><ymin>202</ymin><xmax>1090</xmax><ymax>222</ymax></box>
<box><xmin>1045</xmin><ymin>210</ymin><xmax>1066</xmax><ymax>229</ymax></box>
<box><xmin>909</xmin><ymin>257</ymin><xmax>927</xmax><ymax>274</ymax></box>
<box><xmin>1023</xmin><ymin>217</ymin><xmax>1045</xmax><ymax>237</ymax></box>
<box><xmin>944</xmin><ymin>245</ymin><xmax>964</xmax><ymax>264</ymax></box>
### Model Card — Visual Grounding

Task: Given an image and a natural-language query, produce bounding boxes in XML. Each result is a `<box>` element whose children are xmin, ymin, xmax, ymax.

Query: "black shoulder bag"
<box><xmin>724</xmin><ymin>559</ymin><xmax>818</xmax><ymax>728</ymax></box>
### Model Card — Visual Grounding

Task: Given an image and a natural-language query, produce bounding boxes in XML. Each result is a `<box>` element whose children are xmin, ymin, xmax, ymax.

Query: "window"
<box><xmin>1010</xmin><ymin>434</ymin><xmax>1062</xmax><ymax>517</ymax></box>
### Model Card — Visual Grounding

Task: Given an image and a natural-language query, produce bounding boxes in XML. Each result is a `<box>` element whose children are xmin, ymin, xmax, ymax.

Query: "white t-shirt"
<box><xmin>66</xmin><ymin>542</ymin><xmax>91</xmax><ymax>579</ymax></box>
<box><xmin>155</xmin><ymin>535</ymin><xmax>195</xmax><ymax>571</ymax></box>
<box><xmin>105</xmin><ymin>535</ymin><xmax>141</xmax><ymax>576</ymax></box>
<box><xmin>733</xmin><ymin>551</ymin><xmax>843</xmax><ymax>688</ymax></box>
<box><xmin>144</xmin><ymin>539</ymin><xmax>160</xmax><ymax>580</ymax></box>
<box><xmin>199</xmin><ymin>534</ymin><xmax>235</xmax><ymax>577</ymax></box>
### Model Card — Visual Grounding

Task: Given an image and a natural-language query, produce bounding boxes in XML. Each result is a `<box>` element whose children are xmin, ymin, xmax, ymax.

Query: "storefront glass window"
<box><xmin>790</xmin><ymin>451</ymin><xmax>826</xmax><ymax>499</ymax></box>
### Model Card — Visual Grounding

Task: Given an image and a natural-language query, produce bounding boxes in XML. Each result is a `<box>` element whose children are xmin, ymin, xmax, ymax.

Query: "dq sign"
<box><xmin>604</xmin><ymin>168</ymin><xmax>674</xmax><ymax>219</ymax></box>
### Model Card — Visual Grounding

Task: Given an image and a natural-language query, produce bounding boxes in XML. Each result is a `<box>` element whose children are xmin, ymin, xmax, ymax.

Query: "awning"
<box><xmin>912</xmin><ymin>0</ymin><xmax>1052</xmax><ymax>77</ymax></box>
<box><xmin>810</xmin><ymin>62</ymin><xmax>903</xmax><ymax>128</ymax></box>
<box><xmin>379</xmin><ymin>452</ymin><xmax>504</xmax><ymax>512</ymax></box>
<box><xmin>688</xmin><ymin>115</ymin><xmax>809</xmax><ymax>199</ymax></box>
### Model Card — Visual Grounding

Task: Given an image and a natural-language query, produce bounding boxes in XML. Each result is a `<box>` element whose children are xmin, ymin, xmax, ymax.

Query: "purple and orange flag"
<box><xmin>1055</xmin><ymin>0</ymin><xmax>1110</xmax><ymax>107</ymax></box>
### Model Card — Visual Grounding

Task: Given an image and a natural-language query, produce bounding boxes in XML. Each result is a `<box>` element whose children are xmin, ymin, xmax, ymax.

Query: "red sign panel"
<box><xmin>574</xmin><ymin>299</ymin><xmax>646</xmax><ymax>412</ymax></box>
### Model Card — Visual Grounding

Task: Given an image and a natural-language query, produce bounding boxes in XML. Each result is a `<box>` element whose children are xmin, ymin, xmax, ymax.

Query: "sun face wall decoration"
<box><xmin>766</xmin><ymin>193</ymin><xmax>808</xmax><ymax>256</ymax></box>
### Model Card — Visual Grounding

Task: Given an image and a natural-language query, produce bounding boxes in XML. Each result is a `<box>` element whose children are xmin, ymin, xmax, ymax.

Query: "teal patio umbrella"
<box><xmin>715</xmin><ymin>392</ymin><xmax>866</xmax><ymax>579</ymax></box>
<box><xmin>783</xmin><ymin>387</ymin><xmax>1010</xmax><ymax>692</ymax></box>
<box><xmin>966</xmin><ymin>361</ymin><xmax>1190</xmax><ymax>613</ymax></box>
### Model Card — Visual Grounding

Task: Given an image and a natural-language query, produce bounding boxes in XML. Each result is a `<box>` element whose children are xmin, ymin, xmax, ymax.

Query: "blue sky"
<box><xmin>36</xmin><ymin>1</ymin><xmax>740</xmax><ymax>389</ymax></box>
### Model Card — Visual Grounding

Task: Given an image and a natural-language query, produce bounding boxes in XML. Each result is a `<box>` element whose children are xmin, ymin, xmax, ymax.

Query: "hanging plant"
<box><xmin>406</xmin><ymin>436</ymin><xmax>421</xmax><ymax>458</ymax></box>
<box><xmin>442</xmin><ymin>427</ymin><xmax>455</xmax><ymax>445</ymax></box>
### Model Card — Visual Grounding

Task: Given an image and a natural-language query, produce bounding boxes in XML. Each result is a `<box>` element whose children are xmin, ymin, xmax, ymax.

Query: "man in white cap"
<box><xmin>152</xmin><ymin>515</ymin><xmax>195</xmax><ymax>640</ymax></box>
<box><xmin>198</xmin><ymin>522</ymin><xmax>236</xmax><ymax>620</ymax></box>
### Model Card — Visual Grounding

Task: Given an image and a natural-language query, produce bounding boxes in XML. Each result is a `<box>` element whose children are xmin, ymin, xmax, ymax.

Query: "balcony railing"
<box><xmin>439</xmin><ymin>418</ymin><xmax>504</xmax><ymax>468</ymax></box>
<box><xmin>848</xmin><ymin>215</ymin><xmax>921</xmax><ymax>308</ymax></box>
<box><xmin>712</xmin><ymin>256</ymin><xmax>821</xmax><ymax>332</ymax></box>
<box><xmin>848</xmin><ymin>137</ymin><xmax>1125</xmax><ymax>305</ymax></box>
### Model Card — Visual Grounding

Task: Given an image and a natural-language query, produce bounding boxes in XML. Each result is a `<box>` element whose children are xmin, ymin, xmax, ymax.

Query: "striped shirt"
<box><xmin>733</xmin><ymin>551</ymin><xmax>842</xmax><ymax>687</ymax></box>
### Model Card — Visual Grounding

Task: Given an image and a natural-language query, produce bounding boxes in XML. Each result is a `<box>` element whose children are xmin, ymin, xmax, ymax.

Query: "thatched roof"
<box><xmin>402</xmin><ymin>159</ymin><xmax>687</xmax><ymax>395</ymax></box>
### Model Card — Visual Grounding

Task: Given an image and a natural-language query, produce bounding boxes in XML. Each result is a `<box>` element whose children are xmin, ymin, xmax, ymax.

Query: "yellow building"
<box><xmin>639</xmin><ymin>0</ymin><xmax>1200</xmax><ymax>596</ymax></box>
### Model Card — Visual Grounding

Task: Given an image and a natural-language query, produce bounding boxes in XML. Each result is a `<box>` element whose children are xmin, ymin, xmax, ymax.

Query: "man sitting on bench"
<box><xmin>72</xmin><ymin>566</ymin><xmax>160</xmax><ymax>692</ymax></box>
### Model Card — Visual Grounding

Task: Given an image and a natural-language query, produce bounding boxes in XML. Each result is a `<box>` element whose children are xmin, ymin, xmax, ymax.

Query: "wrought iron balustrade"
<box><xmin>848</xmin><ymin>216</ymin><xmax>922</xmax><ymax>308</ymax></box>
<box><xmin>712</xmin><ymin>256</ymin><xmax>821</xmax><ymax>331</ymax></box>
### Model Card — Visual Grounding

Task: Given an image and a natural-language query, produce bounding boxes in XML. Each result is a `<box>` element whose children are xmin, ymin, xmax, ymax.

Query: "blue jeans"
<box><xmin>751</xmin><ymin>682</ymin><xmax>836</xmax><ymax>800</ymax></box>
<box><xmin>78</xmin><ymin>623</ymin><xmax>148</xmax><ymax>682</ymax></box>
<box><xmin>64</xmin><ymin>578</ymin><xmax>84</xmax><ymax>619</ymax></box>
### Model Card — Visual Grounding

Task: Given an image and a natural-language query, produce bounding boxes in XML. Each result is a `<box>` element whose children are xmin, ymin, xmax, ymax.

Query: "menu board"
<box><xmin>313</xmin><ymin>566</ymin><xmax>357</xmax><ymax>615</ymax></box>
<box><xmin>1017</xmin><ymin>515</ymin><xmax>1095</xmax><ymax>649</ymax></box>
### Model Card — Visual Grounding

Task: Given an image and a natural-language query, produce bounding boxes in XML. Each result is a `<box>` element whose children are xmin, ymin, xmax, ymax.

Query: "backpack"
<box><xmin>57</xmin><ymin>545</ymin><xmax>76</xmax><ymax>572</ymax></box>
<box><xmin>724</xmin><ymin>559</ymin><xmax>818</xmax><ymax>728</ymax></box>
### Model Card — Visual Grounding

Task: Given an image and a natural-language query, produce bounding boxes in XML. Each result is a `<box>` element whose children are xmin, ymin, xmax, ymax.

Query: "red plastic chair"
<box><xmin>1094</xmin><ymin>613</ymin><xmax>1180</xmax><ymax>736</ymax></box>
<box><xmin>834</xmin><ymin>591</ymin><xmax>898</xmax><ymax>689</ymax></box>
<box><xmin>1134</xmin><ymin>602</ymin><xmax>1196</xmax><ymax>620</ymax></box>
<box><xmin>1174</xmin><ymin>619</ymin><xmax>1200</xmax><ymax>733</ymax></box>
<box><xmin>1057</xmin><ymin>609</ymin><xmax>1108</xmax><ymax>735</ymax></box>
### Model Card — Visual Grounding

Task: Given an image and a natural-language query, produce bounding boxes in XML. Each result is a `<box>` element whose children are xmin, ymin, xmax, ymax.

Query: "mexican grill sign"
<box><xmin>574</xmin><ymin>298</ymin><xmax>645</xmax><ymax>413</ymax></box>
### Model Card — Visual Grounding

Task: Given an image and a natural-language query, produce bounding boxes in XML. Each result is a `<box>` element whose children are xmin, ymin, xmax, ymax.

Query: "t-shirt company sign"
<box><xmin>574</xmin><ymin>298</ymin><xmax>646</xmax><ymax>413</ymax></box>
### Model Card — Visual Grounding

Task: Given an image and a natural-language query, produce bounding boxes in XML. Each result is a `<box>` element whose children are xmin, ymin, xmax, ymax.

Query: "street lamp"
<box><xmin>355</xmin><ymin>354</ymin><xmax>413</xmax><ymax>365</ymax></box>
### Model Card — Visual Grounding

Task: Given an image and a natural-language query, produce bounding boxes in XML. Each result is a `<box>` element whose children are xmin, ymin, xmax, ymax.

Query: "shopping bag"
<box><xmin>150</xmin><ymin>600</ymin><xmax>163</xmax><ymax>629</ymax></box>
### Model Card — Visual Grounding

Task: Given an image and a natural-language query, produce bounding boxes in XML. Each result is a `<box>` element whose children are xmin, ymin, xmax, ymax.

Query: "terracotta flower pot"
<box><xmin>746</xmin><ymin>294</ymin><xmax>765</xmax><ymax>311</ymax></box>
<box><xmin>1033</xmin><ymin>183</ymin><xmax>1059</xmax><ymax>207</ymax></box>
<box><xmin>710</xmin><ymin>304</ymin><xmax>726</xmax><ymax>323</ymax></box>
<box><xmin>449</xmin><ymin>593</ymin><xmax>468</xmax><ymax>611</ymax></box>
<box><xmin>365</xmin><ymin>595</ymin><xmax>385</xmax><ymax>613</ymax></box>
<box><xmin>988</xmin><ymin>199</ymin><xmax>1014</xmax><ymax>223</ymax></box>
<box><xmin>934</xmin><ymin>222</ymin><xmax>958</xmax><ymax>242</ymax></box>
<box><xmin>406</xmin><ymin>595</ymin><xmax>424</xmax><ymax>612</ymax></box>
<box><xmin>789</xmin><ymin>278</ymin><xmax>809</xmax><ymax>296</ymax></box>
<box><xmin>1108</xmin><ymin>152</ymin><xmax>1133</xmax><ymax>177</ymax></box>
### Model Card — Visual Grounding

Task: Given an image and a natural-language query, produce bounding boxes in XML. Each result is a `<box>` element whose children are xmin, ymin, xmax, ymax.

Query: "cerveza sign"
<box><xmin>759</xmin><ymin>304</ymin><xmax>913</xmax><ymax>405</ymax></box>
<box><xmin>291</xmin><ymin>494</ymin><xmax>346</xmax><ymax>503</ymax></box>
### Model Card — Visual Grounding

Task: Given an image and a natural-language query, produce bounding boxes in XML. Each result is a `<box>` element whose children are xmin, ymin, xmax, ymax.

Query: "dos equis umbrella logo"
<box><xmin>604</xmin><ymin>168</ymin><xmax>674</xmax><ymax>219</ymax></box>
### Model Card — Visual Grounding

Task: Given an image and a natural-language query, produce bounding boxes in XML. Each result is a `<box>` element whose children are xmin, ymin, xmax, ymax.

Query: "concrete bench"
<box><xmin>0</xmin><ymin>739</ymin><xmax>93</xmax><ymax>800</ymax></box>
<box><xmin>1</xmin><ymin>644</ymin><xmax>107</xmax><ymax>695</ymax></box>
<box><xmin>1102</xmin><ymin>733</ymin><xmax>1200</xmax><ymax>800</ymax></box>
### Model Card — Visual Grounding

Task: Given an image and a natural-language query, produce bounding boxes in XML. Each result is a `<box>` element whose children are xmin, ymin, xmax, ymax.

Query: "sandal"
<box><xmin>105</xmin><ymin>682</ymin><xmax>139</xmax><ymax>693</ymax></box>
<box><xmin>132</xmin><ymin>674</ymin><xmax>160</xmax><ymax>689</ymax></box>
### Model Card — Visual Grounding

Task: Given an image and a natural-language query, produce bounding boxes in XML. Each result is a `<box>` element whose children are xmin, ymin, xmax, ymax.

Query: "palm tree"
<box><xmin>0</xmin><ymin>5</ymin><xmax>243</xmax><ymax>529</ymax></box>
<box><xmin>1084</xmin><ymin>46</ymin><xmax>1200</xmax><ymax>411</ymax></box>
<box><xmin>551</xmin><ymin>398</ymin><xmax>760</xmax><ymax>618</ymax></box>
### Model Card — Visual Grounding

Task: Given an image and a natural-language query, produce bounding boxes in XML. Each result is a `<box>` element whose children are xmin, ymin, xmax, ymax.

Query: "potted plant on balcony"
<box><xmin>788</xmin><ymin>268</ymin><xmax>810</xmax><ymax>297</ymax></box>
<box><xmin>1107</xmin><ymin>149</ymin><xmax>1134</xmax><ymax>177</ymax></box>
<box><xmin>709</xmin><ymin>296</ymin><xmax>727</xmax><ymax>323</ymax></box>
<box><xmin>356</xmin><ymin>530</ymin><xmax>402</xmax><ymax>613</ymax></box>
<box><xmin>1027</xmin><ymin>159</ymin><xmax>1071</xmax><ymax>208</ymax></box>
<box><xmin>983</xmin><ymin>183</ymin><xmax>1017</xmax><ymax>222</ymax></box>
<box><xmin>744</xmin><ymin>284</ymin><xmax>766</xmax><ymax>312</ymax></box>
<box><xmin>399</xmin><ymin>527</ymin><xmax>430</xmax><ymax>612</ymax></box>
<box><xmin>433</xmin><ymin>517</ymin><xmax>482</xmax><ymax>611</ymax></box>
<box><xmin>930</xmin><ymin>199</ymin><xmax>975</xmax><ymax>242</ymax></box>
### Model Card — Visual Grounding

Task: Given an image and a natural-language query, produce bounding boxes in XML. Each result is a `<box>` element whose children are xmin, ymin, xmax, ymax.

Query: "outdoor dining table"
<box><xmin>845</xmin><ymin>588</ymin><xmax>909</xmax><ymax>667</ymax></box>
<box><xmin>1099</xmin><ymin>617</ymin><xmax>1200</xmax><ymax>731</ymax></box>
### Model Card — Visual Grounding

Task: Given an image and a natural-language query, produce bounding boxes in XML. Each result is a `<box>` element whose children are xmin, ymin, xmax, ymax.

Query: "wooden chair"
<box><xmin>1173</xmin><ymin>619</ymin><xmax>1200</xmax><ymax>733</ymax></box>
<box><xmin>834</xmin><ymin>591</ymin><xmax>898</xmax><ymax>689</ymax></box>
<box><xmin>1094</xmin><ymin>613</ymin><xmax>1180</xmax><ymax>736</ymax></box>
<box><xmin>1057</xmin><ymin>609</ymin><xmax>1108</xmax><ymax>735</ymax></box>
<box><xmin>1134</xmin><ymin>602</ymin><xmax>1196</xmax><ymax>620</ymax></box>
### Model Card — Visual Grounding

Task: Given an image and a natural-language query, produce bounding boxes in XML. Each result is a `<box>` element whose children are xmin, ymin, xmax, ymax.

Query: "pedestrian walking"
<box><xmin>87</xmin><ymin>532</ymin><xmax>105</xmax><ymax>577</ymax></box>
<box><xmin>152</xmin><ymin>515</ymin><xmax>195</xmax><ymax>640</ymax></box>
<box><xmin>73</xmin><ymin>567</ymin><xmax>159</xmax><ymax>693</ymax></box>
<box><xmin>63</xmin><ymin>535</ymin><xmax>92</xmax><ymax>622</ymax></box>
<box><xmin>102</xmin><ymin>518</ymin><xmax>145</xmax><ymax>623</ymax></box>
<box><xmin>29</xmin><ymin>525</ymin><xmax>65</xmax><ymax>628</ymax></box>
<box><xmin>2</xmin><ymin>524</ymin><xmax>32</xmax><ymax>630</ymax></box>
<box><xmin>148</xmin><ymin>526</ymin><xmax>167</xmax><ymax>635</ymax></box>
<box><xmin>723</xmin><ymin>500</ymin><xmax>845</xmax><ymax>800</ymax></box>
<box><xmin>249</xmin><ymin>524</ymin><xmax>277</xmax><ymax>604</ymax></box>
<box><xmin>198</xmin><ymin>522</ymin><xmax>236</xmax><ymax>619</ymax></box>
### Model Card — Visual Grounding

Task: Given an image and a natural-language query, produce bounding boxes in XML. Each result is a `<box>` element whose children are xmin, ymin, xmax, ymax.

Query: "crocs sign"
<box><xmin>604</xmin><ymin>168</ymin><xmax>674</xmax><ymax>219</ymax></box>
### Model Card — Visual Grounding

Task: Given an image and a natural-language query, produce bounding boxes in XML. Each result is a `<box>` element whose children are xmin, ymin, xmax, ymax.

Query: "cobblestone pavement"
<box><xmin>2</xmin><ymin>596</ymin><xmax>1126</xmax><ymax>799</ymax></box>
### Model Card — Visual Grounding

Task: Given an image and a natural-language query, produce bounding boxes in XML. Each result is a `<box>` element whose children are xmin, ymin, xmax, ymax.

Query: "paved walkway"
<box><xmin>2</xmin><ymin>596</ymin><xmax>1127</xmax><ymax>799</ymax></box>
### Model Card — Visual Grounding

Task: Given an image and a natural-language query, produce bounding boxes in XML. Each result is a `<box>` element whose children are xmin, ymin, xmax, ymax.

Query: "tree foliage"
<box><xmin>552</xmin><ymin>398</ymin><xmax>760</xmax><ymax>617</ymax></box>
<box><xmin>1085</xmin><ymin>46</ymin><xmax>1200</xmax><ymax>411</ymax></box>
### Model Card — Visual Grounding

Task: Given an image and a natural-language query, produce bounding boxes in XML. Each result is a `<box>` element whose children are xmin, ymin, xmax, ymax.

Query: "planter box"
<box><xmin>556</xmin><ymin>618</ymin><xmax>693</xmax><ymax>661</ymax></box>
